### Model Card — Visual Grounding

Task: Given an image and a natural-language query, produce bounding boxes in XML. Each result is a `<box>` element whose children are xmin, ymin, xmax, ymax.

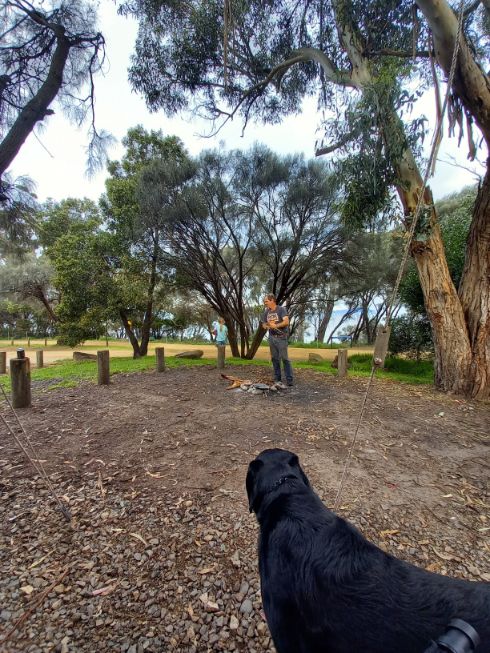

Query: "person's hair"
<box><xmin>265</xmin><ymin>293</ymin><xmax>276</xmax><ymax>301</ymax></box>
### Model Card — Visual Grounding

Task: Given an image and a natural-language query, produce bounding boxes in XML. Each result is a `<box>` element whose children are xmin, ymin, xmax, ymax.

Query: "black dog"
<box><xmin>246</xmin><ymin>449</ymin><xmax>490</xmax><ymax>653</ymax></box>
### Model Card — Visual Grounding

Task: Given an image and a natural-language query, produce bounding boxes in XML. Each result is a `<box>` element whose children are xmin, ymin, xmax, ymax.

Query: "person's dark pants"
<box><xmin>269</xmin><ymin>336</ymin><xmax>293</xmax><ymax>384</ymax></box>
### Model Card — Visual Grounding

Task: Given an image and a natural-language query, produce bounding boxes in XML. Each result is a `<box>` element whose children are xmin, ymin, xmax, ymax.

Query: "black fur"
<box><xmin>246</xmin><ymin>448</ymin><xmax>490</xmax><ymax>653</ymax></box>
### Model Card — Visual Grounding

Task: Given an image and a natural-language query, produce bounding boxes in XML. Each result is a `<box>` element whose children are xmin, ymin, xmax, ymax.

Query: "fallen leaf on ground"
<box><xmin>379</xmin><ymin>529</ymin><xmax>399</xmax><ymax>537</ymax></box>
<box><xmin>92</xmin><ymin>582</ymin><xmax>118</xmax><ymax>596</ymax></box>
<box><xmin>129</xmin><ymin>532</ymin><xmax>148</xmax><ymax>547</ymax></box>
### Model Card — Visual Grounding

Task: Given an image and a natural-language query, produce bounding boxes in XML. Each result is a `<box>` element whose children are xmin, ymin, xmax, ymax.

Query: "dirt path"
<box><xmin>0</xmin><ymin>366</ymin><xmax>488</xmax><ymax>652</ymax></box>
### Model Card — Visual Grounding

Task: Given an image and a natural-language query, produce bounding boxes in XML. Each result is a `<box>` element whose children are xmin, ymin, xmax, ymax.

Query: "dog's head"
<box><xmin>246</xmin><ymin>448</ymin><xmax>310</xmax><ymax>514</ymax></box>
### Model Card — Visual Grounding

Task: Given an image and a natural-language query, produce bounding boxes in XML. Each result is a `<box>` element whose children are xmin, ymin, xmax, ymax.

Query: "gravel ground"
<box><xmin>1</xmin><ymin>366</ymin><xmax>488</xmax><ymax>652</ymax></box>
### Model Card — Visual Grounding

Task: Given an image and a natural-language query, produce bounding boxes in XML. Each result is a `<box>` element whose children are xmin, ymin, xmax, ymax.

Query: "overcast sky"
<box><xmin>9</xmin><ymin>2</ymin><xmax>485</xmax><ymax>204</ymax></box>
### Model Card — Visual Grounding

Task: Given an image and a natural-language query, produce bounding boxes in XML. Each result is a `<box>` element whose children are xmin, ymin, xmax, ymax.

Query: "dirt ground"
<box><xmin>0</xmin><ymin>365</ymin><xmax>489</xmax><ymax>652</ymax></box>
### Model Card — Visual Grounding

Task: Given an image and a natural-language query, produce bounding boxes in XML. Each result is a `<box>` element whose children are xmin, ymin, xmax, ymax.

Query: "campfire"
<box><xmin>220</xmin><ymin>374</ymin><xmax>288</xmax><ymax>394</ymax></box>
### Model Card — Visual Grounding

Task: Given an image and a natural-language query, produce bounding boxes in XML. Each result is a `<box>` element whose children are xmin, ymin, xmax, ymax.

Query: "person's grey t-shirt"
<box><xmin>262</xmin><ymin>305</ymin><xmax>289</xmax><ymax>338</ymax></box>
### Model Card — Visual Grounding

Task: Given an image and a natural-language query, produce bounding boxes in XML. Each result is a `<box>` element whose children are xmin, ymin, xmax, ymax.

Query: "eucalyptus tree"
<box><xmin>102</xmin><ymin>126</ymin><xmax>190</xmax><ymax>357</ymax></box>
<box><xmin>0</xmin><ymin>254</ymin><xmax>58</xmax><ymax>323</ymax></box>
<box><xmin>237</xmin><ymin>147</ymin><xmax>346</xmax><ymax>356</ymax></box>
<box><xmin>123</xmin><ymin>0</ymin><xmax>489</xmax><ymax>398</ymax></box>
<box><xmin>139</xmin><ymin>147</ymin><xmax>256</xmax><ymax>357</ymax></box>
<box><xmin>141</xmin><ymin>145</ymin><xmax>346</xmax><ymax>358</ymax></box>
<box><xmin>0</xmin><ymin>0</ymin><xmax>109</xmax><ymax>183</ymax></box>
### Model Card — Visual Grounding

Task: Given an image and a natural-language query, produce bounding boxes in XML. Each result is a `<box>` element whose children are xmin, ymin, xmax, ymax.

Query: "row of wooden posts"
<box><xmin>5</xmin><ymin>345</ymin><xmax>350</xmax><ymax>410</ymax></box>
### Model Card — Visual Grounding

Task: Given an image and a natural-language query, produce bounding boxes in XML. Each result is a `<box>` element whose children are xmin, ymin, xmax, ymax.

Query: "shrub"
<box><xmin>388</xmin><ymin>314</ymin><xmax>433</xmax><ymax>360</ymax></box>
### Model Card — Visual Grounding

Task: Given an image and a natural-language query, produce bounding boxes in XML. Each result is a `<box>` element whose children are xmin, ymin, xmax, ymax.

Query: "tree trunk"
<box><xmin>139</xmin><ymin>238</ymin><xmax>159</xmax><ymax>357</ymax></box>
<box><xmin>414</xmin><ymin>0</ymin><xmax>490</xmax><ymax>400</ymax></box>
<box><xmin>246</xmin><ymin>325</ymin><xmax>266</xmax><ymax>359</ymax></box>
<box><xmin>316</xmin><ymin>298</ymin><xmax>335</xmax><ymax>342</ymax></box>
<box><xmin>0</xmin><ymin>32</ymin><xmax>71</xmax><ymax>177</ymax></box>
<box><xmin>226</xmin><ymin>321</ymin><xmax>240</xmax><ymax>357</ymax></box>
<box><xmin>458</xmin><ymin>166</ymin><xmax>490</xmax><ymax>400</ymax></box>
<box><xmin>119</xmin><ymin>309</ymin><xmax>142</xmax><ymax>358</ymax></box>
<box><xmin>395</xmin><ymin>156</ymin><xmax>472</xmax><ymax>394</ymax></box>
<box><xmin>33</xmin><ymin>286</ymin><xmax>58</xmax><ymax>323</ymax></box>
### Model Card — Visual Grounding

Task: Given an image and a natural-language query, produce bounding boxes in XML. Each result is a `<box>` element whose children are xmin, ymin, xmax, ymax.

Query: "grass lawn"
<box><xmin>0</xmin><ymin>352</ymin><xmax>434</xmax><ymax>391</ymax></box>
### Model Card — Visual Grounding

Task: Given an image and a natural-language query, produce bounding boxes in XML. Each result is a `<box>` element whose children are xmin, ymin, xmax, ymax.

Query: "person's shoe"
<box><xmin>274</xmin><ymin>381</ymin><xmax>287</xmax><ymax>390</ymax></box>
<box><xmin>287</xmin><ymin>381</ymin><xmax>294</xmax><ymax>387</ymax></box>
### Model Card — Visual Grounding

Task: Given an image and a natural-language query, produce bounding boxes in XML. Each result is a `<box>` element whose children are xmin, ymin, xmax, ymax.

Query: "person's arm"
<box><xmin>273</xmin><ymin>315</ymin><xmax>289</xmax><ymax>328</ymax></box>
<box><xmin>261</xmin><ymin>310</ymin><xmax>270</xmax><ymax>330</ymax></box>
<box><xmin>270</xmin><ymin>307</ymin><xmax>289</xmax><ymax>328</ymax></box>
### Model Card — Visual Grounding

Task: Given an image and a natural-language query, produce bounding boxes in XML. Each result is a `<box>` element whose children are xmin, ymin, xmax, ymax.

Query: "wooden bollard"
<box><xmin>44</xmin><ymin>337</ymin><xmax>47</xmax><ymax>346</ymax></box>
<box><xmin>217</xmin><ymin>345</ymin><xmax>226</xmax><ymax>369</ymax></box>
<box><xmin>155</xmin><ymin>346</ymin><xmax>165</xmax><ymax>372</ymax></box>
<box><xmin>36</xmin><ymin>350</ymin><xmax>44</xmax><ymax>369</ymax></box>
<box><xmin>10</xmin><ymin>339</ymin><xmax>14</xmax><ymax>346</ymax></box>
<box><xmin>10</xmin><ymin>352</ymin><xmax>31</xmax><ymax>408</ymax></box>
<box><xmin>97</xmin><ymin>350</ymin><xmax>110</xmax><ymax>385</ymax></box>
<box><xmin>373</xmin><ymin>326</ymin><xmax>391</xmax><ymax>368</ymax></box>
<box><xmin>337</xmin><ymin>349</ymin><xmax>348</xmax><ymax>378</ymax></box>
<box><xmin>0</xmin><ymin>352</ymin><xmax>6</xmax><ymax>374</ymax></box>
<box><xmin>27</xmin><ymin>338</ymin><xmax>31</xmax><ymax>347</ymax></box>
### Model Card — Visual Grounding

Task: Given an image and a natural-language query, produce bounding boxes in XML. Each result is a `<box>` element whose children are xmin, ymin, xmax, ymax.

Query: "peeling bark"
<box><xmin>458</xmin><ymin>165</ymin><xmax>490</xmax><ymax>400</ymax></box>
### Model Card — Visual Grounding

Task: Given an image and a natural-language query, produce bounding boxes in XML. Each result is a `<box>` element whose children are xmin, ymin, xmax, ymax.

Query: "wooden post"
<box><xmin>44</xmin><ymin>337</ymin><xmax>48</xmax><ymax>346</ymax></box>
<box><xmin>373</xmin><ymin>326</ymin><xmax>391</xmax><ymax>368</ymax></box>
<box><xmin>155</xmin><ymin>346</ymin><xmax>165</xmax><ymax>372</ymax></box>
<box><xmin>10</xmin><ymin>353</ymin><xmax>31</xmax><ymax>408</ymax></box>
<box><xmin>10</xmin><ymin>339</ymin><xmax>14</xmax><ymax>346</ymax></box>
<box><xmin>36</xmin><ymin>350</ymin><xmax>44</xmax><ymax>369</ymax></box>
<box><xmin>97</xmin><ymin>350</ymin><xmax>110</xmax><ymax>385</ymax></box>
<box><xmin>0</xmin><ymin>352</ymin><xmax>6</xmax><ymax>374</ymax></box>
<box><xmin>337</xmin><ymin>349</ymin><xmax>348</xmax><ymax>378</ymax></box>
<box><xmin>217</xmin><ymin>345</ymin><xmax>226</xmax><ymax>369</ymax></box>
<box><xmin>27</xmin><ymin>338</ymin><xmax>31</xmax><ymax>347</ymax></box>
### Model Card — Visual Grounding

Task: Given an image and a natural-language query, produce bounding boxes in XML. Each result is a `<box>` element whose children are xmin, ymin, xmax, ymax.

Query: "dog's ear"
<box><xmin>289</xmin><ymin>453</ymin><xmax>310</xmax><ymax>487</ymax></box>
<box><xmin>246</xmin><ymin>459</ymin><xmax>263</xmax><ymax>513</ymax></box>
<box><xmin>288</xmin><ymin>453</ymin><xmax>299</xmax><ymax>467</ymax></box>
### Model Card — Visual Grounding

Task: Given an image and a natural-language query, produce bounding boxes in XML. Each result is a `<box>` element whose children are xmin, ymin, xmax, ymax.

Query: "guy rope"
<box><xmin>0</xmin><ymin>383</ymin><xmax>71</xmax><ymax>521</ymax></box>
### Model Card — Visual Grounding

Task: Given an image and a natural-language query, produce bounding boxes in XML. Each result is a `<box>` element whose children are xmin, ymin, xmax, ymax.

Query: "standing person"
<box><xmin>262</xmin><ymin>294</ymin><xmax>294</xmax><ymax>386</ymax></box>
<box><xmin>213</xmin><ymin>317</ymin><xmax>228</xmax><ymax>345</ymax></box>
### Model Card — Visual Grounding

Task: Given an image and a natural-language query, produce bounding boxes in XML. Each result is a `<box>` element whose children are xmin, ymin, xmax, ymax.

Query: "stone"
<box><xmin>73</xmin><ymin>352</ymin><xmax>97</xmax><ymax>361</ymax></box>
<box><xmin>174</xmin><ymin>350</ymin><xmax>204</xmax><ymax>359</ymax></box>
<box><xmin>308</xmin><ymin>353</ymin><xmax>324</xmax><ymax>363</ymax></box>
